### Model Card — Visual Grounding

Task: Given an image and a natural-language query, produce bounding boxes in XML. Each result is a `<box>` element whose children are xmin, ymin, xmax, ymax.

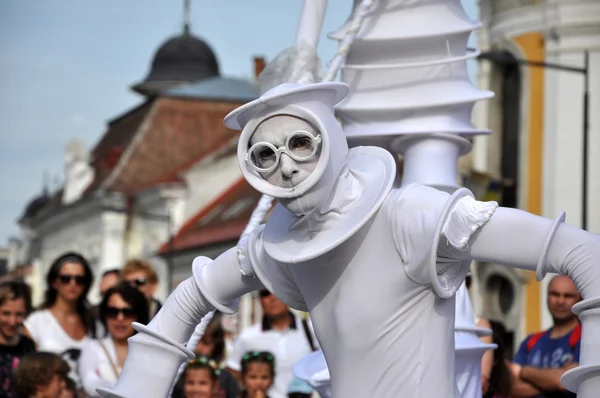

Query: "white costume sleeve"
<box><xmin>438</xmin><ymin>205</ymin><xmax>600</xmax><ymax>298</ymax></box>
<box><xmin>97</xmin><ymin>247</ymin><xmax>264</xmax><ymax>398</ymax></box>
<box><xmin>439</xmin><ymin>201</ymin><xmax>600</xmax><ymax>397</ymax></box>
<box><xmin>249</xmin><ymin>225</ymin><xmax>309</xmax><ymax>312</ymax></box>
<box><xmin>391</xmin><ymin>184</ymin><xmax>496</xmax><ymax>297</ymax></box>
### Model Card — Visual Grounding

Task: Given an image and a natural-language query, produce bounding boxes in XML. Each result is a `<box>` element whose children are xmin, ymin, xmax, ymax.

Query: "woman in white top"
<box><xmin>79</xmin><ymin>282</ymin><xmax>149</xmax><ymax>397</ymax></box>
<box><xmin>24</xmin><ymin>252</ymin><xmax>98</xmax><ymax>388</ymax></box>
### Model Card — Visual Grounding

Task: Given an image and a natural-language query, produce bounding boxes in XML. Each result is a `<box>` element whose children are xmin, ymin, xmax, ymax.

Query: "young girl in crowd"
<box><xmin>173</xmin><ymin>313</ymin><xmax>239</xmax><ymax>398</ymax></box>
<box><xmin>178</xmin><ymin>356</ymin><xmax>220</xmax><ymax>398</ymax></box>
<box><xmin>239</xmin><ymin>351</ymin><xmax>275</xmax><ymax>398</ymax></box>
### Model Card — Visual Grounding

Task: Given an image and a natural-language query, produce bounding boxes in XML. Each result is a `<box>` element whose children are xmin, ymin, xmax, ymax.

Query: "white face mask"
<box><xmin>235</xmin><ymin>101</ymin><xmax>349</xmax><ymax>218</ymax></box>
<box><xmin>249</xmin><ymin>116</ymin><xmax>322</xmax><ymax>189</ymax></box>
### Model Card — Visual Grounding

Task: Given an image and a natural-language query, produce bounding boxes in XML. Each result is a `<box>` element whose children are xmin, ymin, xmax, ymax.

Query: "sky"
<box><xmin>0</xmin><ymin>0</ymin><xmax>478</xmax><ymax>244</ymax></box>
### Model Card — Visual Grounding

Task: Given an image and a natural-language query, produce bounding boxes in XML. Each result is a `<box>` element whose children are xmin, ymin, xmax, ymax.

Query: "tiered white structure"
<box><xmin>333</xmin><ymin>1</ymin><xmax>497</xmax><ymax>393</ymax></box>
<box><xmin>332</xmin><ymin>0</ymin><xmax>492</xmax><ymax>192</ymax></box>
<box><xmin>454</xmin><ymin>282</ymin><xmax>496</xmax><ymax>398</ymax></box>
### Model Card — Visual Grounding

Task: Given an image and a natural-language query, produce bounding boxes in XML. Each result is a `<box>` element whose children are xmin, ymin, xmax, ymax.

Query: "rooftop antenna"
<box><xmin>183</xmin><ymin>0</ymin><xmax>191</xmax><ymax>35</ymax></box>
<box><xmin>42</xmin><ymin>171</ymin><xmax>50</xmax><ymax>195</ymax></box>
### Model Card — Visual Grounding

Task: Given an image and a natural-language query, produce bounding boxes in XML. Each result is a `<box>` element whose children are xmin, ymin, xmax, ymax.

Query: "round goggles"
<box><xmin>245</xmin><ymin>130</ymin><xmax>322</xmax><ymax>173</ymax></box>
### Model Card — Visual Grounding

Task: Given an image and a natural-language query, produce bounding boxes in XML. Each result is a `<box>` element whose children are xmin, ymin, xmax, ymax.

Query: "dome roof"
<box><xmin>132</xmin><ymin>31</ymin><xmax>220</xmax><ymax>96</ymax></box>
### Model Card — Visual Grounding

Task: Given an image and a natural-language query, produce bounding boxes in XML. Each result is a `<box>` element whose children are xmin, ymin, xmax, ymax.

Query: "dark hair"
<box><xmin>198</xmin><ymin>312</ymin><xmax>226</xmax><ymax>364</ymax></box>
<box><xmin>102</xmin><ymin>269</ymin><xmax>121</xmax><ymax>279</ymax></box>
<box><xmin>486</xmin><ymin>320</ymin><xmax>512</xmax><ymax>397</ymax></box>
<box><xmin>64</xmin><ymin>376</ymin><xmax>79</xmax><ymax>396</ymax></box>
<box><xmin>239</xmin><ymin>351</ymin><xmax>276</xmax><ymax>398</ymax></box>
<box><xmin>0</xmin><ymin>280</ymin><xmax>32</xmax><ymax>315</ymax></box>
<box><xmin>41</xmin><ymin>252</ymin><xmax>96</xmax><ymax>337</ymax></box>
<box><xmin>176</xmin><ymin>356</ymin><xmax>219</xmax><ymax>395</ymax></box>
<box><xmin>99</xmin><ymin>282</ymin><xmax>149</xmax><ymax>331</ymax></box>
<box><xmin>12</xmin><ymin>351</ymin><xmax>70</xmax><ymax>398</ymax></box>
<box><xmin>241</xmin><ymin>351</ymin><xmax>276</xmax><ymax>377</ymax></box>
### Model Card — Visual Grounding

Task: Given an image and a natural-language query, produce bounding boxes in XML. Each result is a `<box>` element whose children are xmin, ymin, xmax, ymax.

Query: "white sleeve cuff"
<box><xmin>442</xmin><ymin>195</ymin><xmax>498</xmax><ymax>251</ymax></box>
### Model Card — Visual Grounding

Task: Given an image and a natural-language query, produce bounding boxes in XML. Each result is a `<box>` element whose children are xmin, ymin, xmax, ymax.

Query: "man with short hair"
<box><xmin>226</xmin><ymin>290</ymin><xmax>317</xmax><ymax>398</ymax></box>
<box><xmin>511</xmin><ymin>275</ymin><xmax>582</xmax><ymax>397</ymax></box>
<box><xmin>121</xmin><ymin>259</ymin><xmax>162</xmax><ymax>320</ymax></box>
<box><xmin>99</xmin><ymin>269</ymin><xmax>121</xmax><ymax>297</ymax></box>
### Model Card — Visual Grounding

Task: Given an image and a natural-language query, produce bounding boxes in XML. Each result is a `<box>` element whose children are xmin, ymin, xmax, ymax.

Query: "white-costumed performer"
<box><xmin>99</xmin><ymin>82</ymin><xmax>600</xmax><ymax>398</ymax></box>
<box><xmin>291</xmin><ymin>281</ymin><xmax>496</xmax><ymax>398</ymax></box>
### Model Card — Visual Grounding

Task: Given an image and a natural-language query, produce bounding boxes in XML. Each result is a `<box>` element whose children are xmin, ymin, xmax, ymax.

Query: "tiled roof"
<box><xmin>102</xmin><ymin>98</ymin><xmax>246</xmax><ymax>195</ymax></box>
<box><xmin>164</xmin><ymin>76</ymin><xmax>259</xmax><ymax>102</ymax></box>
<box><xmin>162</xmin><ymin>178</ymin><xmax>270</xmax><ymax>253</ymax></box>
<box><xmin>87</xmin><ymin>100</ymin><xmax>155</xmax><ymax>192</ymax></box>
<box><xmin>20</xmin><ymin>89</ymin><xmax>257</xmax><ymax>227</ymax></box>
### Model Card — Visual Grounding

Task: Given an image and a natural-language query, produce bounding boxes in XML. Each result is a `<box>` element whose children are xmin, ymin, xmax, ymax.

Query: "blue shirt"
<box><xmin>514</xmin><ymin>327</ymin><xmax>580</xmax><ymax>398</ymax></box>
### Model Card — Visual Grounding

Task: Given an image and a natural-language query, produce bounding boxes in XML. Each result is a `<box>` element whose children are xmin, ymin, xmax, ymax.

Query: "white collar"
<box><xmin>263</xmin><ymin>146</ymin><xmax>396</xmax><ymax>263</ymax></box>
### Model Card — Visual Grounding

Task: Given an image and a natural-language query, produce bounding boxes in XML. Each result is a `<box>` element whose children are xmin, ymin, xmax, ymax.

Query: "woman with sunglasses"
<box><xmin>24</xmin><ymin>252</ymin><xmax>97</xmax><ymax>389</ymax></box>
<box><xmin>79</xmin><ymin>283</ymin><xmax>149</xmax><ymax>397</ymax></box>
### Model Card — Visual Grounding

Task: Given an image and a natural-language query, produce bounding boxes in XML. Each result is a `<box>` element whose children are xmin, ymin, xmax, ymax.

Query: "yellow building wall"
<box><xmin>511</xmin><ymin>32</ymin><xmax>545</xmax><ymax>335</ymax></box>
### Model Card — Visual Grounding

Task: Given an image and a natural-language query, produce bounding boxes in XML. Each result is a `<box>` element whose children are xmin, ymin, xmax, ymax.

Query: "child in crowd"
<box><xmin>239</xmin><ymin>351</ymin><xmax>275</xmax><ymax>398</ymax></box>
<box><xmin>12</xmin><ymin>352</ymin><xmax>69</xmax><ymax>398</ymax></box>
<box><xmin>178</xmin><ymin>356</ymin><xmax>221</xmax><ymax>398</ymax></box>
<box><xmin>0</xmin><ymin>281</ymin><xmax>35</xmax><ymax>398</ymax></box>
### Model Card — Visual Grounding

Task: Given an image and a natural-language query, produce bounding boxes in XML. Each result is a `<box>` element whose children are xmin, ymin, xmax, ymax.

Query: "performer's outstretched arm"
<box><xmin>439</xmin><ymin>204</ymin><xmax>600</xmax><ymax>397</ymax></box>
<box><xmin>97</xmin><ymin>246</ymin><xmax>264</xmax><ymax>398</ymax></box>
<box><xmin>441</xmin><ymin>206</ymin><xmax>600</xmax><ymax>298</ymax></box>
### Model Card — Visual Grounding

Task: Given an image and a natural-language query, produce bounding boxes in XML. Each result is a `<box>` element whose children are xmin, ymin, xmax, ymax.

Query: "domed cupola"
<box><xmin>131</xmin><ymin>5</ymin><xmax>219</xmax><ymax>97</ymax></box>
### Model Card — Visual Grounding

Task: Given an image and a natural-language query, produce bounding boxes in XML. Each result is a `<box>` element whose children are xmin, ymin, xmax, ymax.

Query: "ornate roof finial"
<box><xmin>183</xmin><ymin>0</ymin><xmax>191</xmax><ymax>35</ymax></box>
<box><xmin>42</xmin><ymin>171</ymin><xmax>50</xmax><ymax>195</ymax></box>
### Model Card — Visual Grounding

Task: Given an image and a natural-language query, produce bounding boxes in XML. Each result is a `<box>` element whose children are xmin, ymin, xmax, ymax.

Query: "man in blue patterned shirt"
<box><xmin>511</xmin><ymin>276</ymin><xmax>581</xmax><ymax>398</ymax></box>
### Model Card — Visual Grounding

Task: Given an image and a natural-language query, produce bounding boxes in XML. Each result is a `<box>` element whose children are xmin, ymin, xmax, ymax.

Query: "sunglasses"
<box><xmin>57</xmin><ymin>274</ymin><xmax>86</xmax><ymax>286</ymax></box>
<box><xmin>242</xmin><ymin>351</ymin><xmax>275</xmax><ymax>365</ymax></box>
<box><xmin>125</xmin><ymin>277</ymin><xmax>147</xmax><ymax>287</ymax></box>
<box><xmin>105</xmin><ymin>306</ymin><xmax>136</xmax><ymax>319</ymax></box>
<box><xmin>259</xmin><ymin>290</ymin><xmax>272</xmax><ymax>298</ymax></box>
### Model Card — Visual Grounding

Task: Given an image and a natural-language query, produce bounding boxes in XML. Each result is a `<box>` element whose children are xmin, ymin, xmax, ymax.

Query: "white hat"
<box><xmin>224</xmin><ymin>82</ymin><xmax>348</xmax><ymax>130</ymax></box>
<box><xmin>225</xmin><ymin>82</ymin><xmax>396</xmax><ymax>263</ymax></box>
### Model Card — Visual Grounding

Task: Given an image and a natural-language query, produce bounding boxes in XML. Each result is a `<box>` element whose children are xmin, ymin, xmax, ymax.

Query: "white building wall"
<box><xmin>478</xmin><ymin>0</ymin><xmax>600</xmax><ymax>341</ymax></box>
<box><xmin>181</xmin><ymin>152</ymin><xmax>242</xmax><ymax>223</ymax></box>
<box><xmin>543</xmin><ymin>38</ymin><xmax>600</xmax><ymax>234</ymax></box>
<box><xmin>34</xmin><ymin>204</ymin><xmax>106</xmax><ymax>303</ymax></box>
